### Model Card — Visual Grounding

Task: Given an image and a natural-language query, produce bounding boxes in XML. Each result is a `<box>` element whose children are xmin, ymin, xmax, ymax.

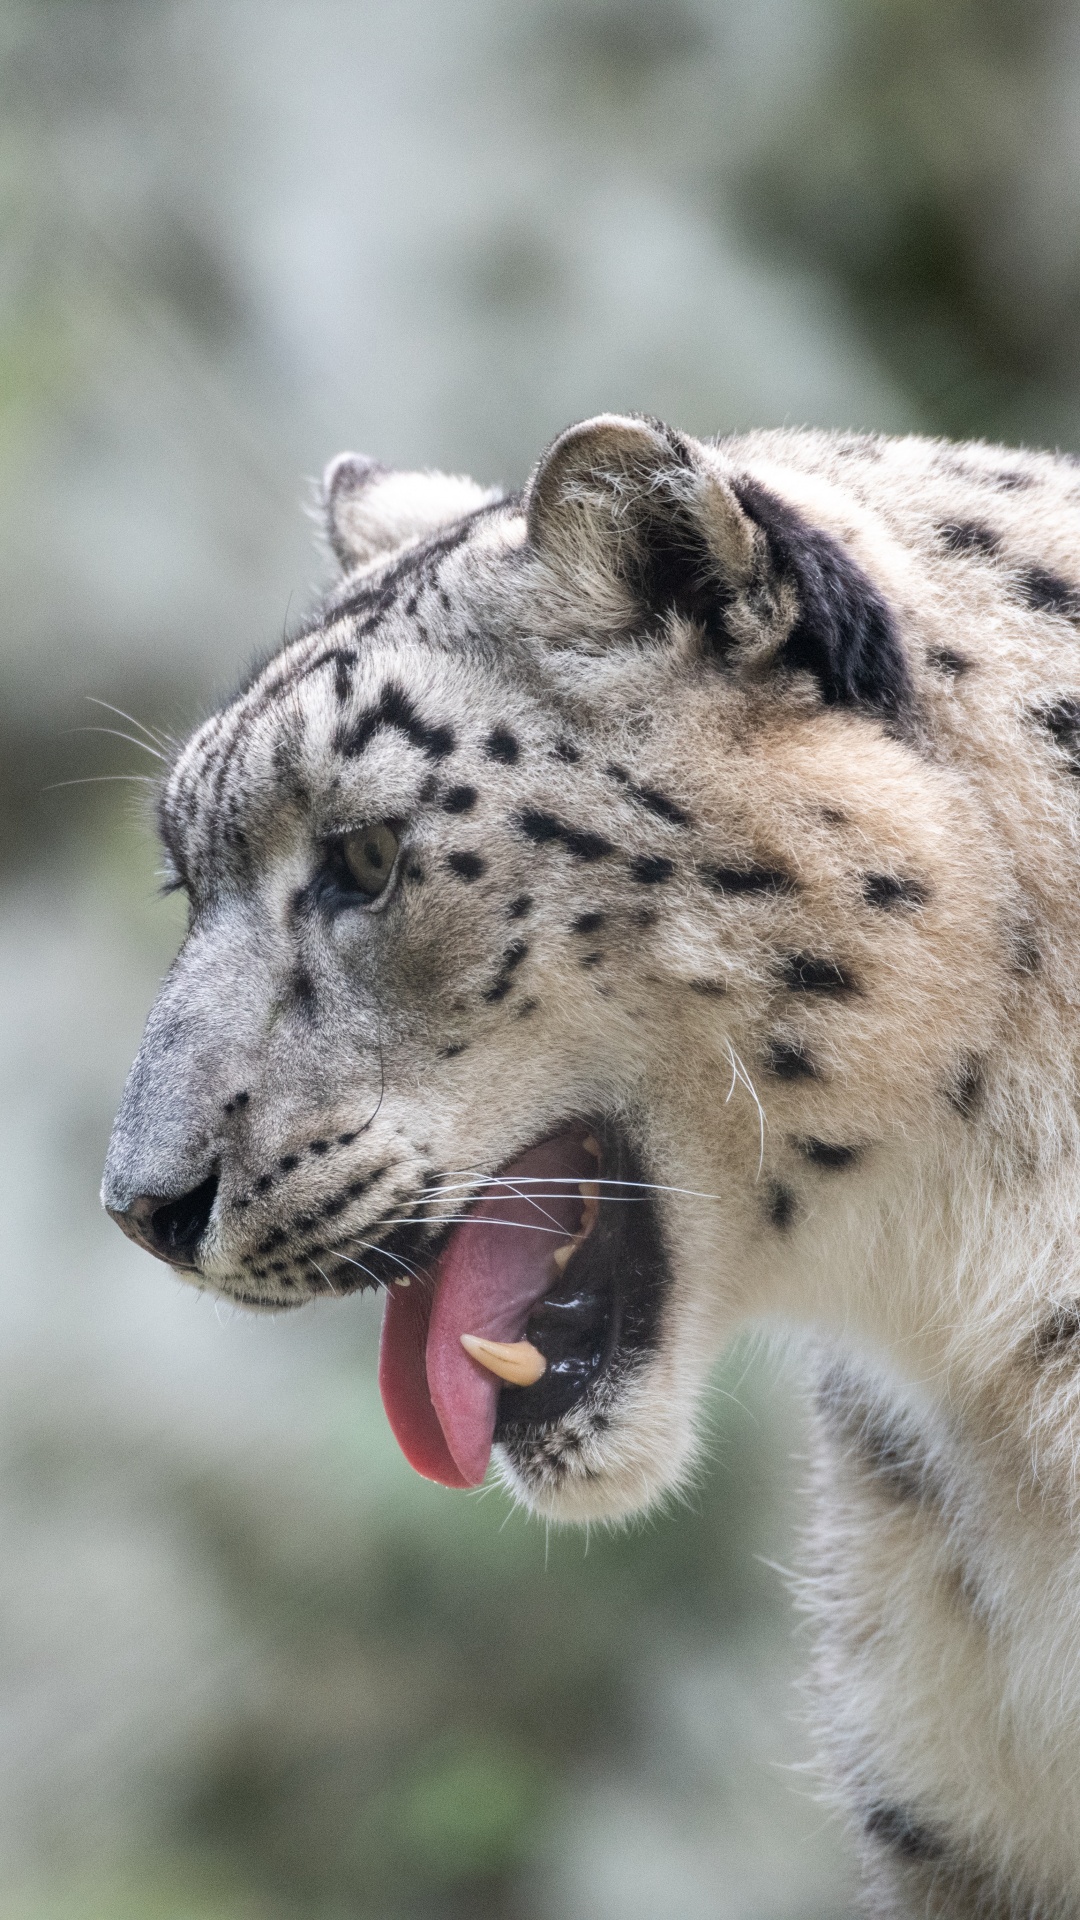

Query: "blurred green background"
<box><xmin>2</xmin><ymin>1</ymin><xmax>1078</xmax><ymax>1915</ymax></box>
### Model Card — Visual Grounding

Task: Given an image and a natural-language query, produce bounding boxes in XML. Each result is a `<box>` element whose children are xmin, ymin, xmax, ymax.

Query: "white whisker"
<box><xmin>86</xmin><ymin>696</ymin><xmax>175</xmax><ymax>750</ymax></box>
<box><xmin>75</xmin><ymin>724</ymin><xmax>167</xmax><ymax>761</ymax></box>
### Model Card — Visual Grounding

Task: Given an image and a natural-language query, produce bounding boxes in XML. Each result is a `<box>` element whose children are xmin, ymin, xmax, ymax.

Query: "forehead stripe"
<box><xmin>336</xmin><ymin>681</ymin><xmax>455</xmax><ymax>761</ymax></box>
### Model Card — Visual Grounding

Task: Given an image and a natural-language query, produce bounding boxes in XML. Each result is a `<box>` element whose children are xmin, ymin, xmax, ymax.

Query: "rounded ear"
<box><xmin>524</xmin><ymin>413</ymin><xmax>912</xmax><ymax>724</ymax></box>
<box><xmin>322</xmin><ymin>453</ymin><xmax>502</xmax><ymax>572</ymax></box>
<box><xmin>524</xmin><ymin>413</ymin><xmax>758</xmax><ymax>648</ymax></box>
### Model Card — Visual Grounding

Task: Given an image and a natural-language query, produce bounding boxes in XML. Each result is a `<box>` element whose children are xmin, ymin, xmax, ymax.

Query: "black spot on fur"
<box><xmin>783</xmin><ymin>953</ymin><xmax>856</xmax><ymax>994</ymax></box>
<box><xmin>766</xmin><ymin>1182</ymin><xmax>797</xmax><ymax>1230</ymax></box>
<box><xmin>1010</xmin><ymin>923</ymin><xmax>1041</xmax><ymax>974</ymax></box>
<box><xmin>1033</xmin><ymin>1303</ymin><xmax>1080</xmax><ymax>1361</ymax></box>
<box><xmin>255</xmin><ymin>1173</ymin><xmax>274</xmax><ymax>1194</ymax></box>
<box><xmin>485</xmin><ymin>727</ymin><xmax>519</xmax><ymax>764</ymax></box>
<box><xmin>819</xmin><ymin>1365</ymin><xmax>939</xmax><ymax>1508</ymax></box>
<box><xmin>514</xmin><ymin>998</ymin><xmax>539</xmax><ymax>1019</ymax></box>
<box><xmin>938</xmin><ymin>520</ymin><xmax>1000</xmax><ymax>557</ymax></box>
<box><xmin>732</xmin><ymin>476</ymin><xmax>912</xmax><ymax>722</ymax></box>
<box><xmin>635</xmin><ymin>906</ymin><xmax>658</xmax><ymax>928</ymax></box>
<box><xmin>631</xmin><ymin>855</ymin><xmax>675</xmax><ymax>884</ymax></box>
<box><xmin>605</xmin><ymin>765</ymin><xmax>692</xmax><ymax>826</ymax></box>
<box><xmin>235</xmin><ymin>1092</ymin><xmax>250</xmax><ymax>1107</ymax></box>
<box><xmin>330</xmin><ymin>648</ymin><xmax>357</xmax><ymax>702</ymax></box>
<box><xmin>440</xmin><ymin>1042</ymin><xmax>468</xmax><ymax>1059</ymax></box>
<box><xmin>278</xmin><ymin>1154</ymin><xmax>300</xmax><ymax>1173</ymax></box>
<box><xmin>552</xmin><ymin>737</ymin><xmax>581</xmax><ymax>764</ymax></box>
<box><xmin>1035</xmin><ymin>697</ymin><xmax>1080</xmax><ymax>774</ymax></box>
<box><xmin>946</xmin><ymin>1055</ymin><xmax>985</xmax><ymax>1120</ymax></box>
<box><xmin>447</xmin><ymin>850</ymin><xmax>486</xmax><ymax>881</ymax></box>
<box><xmin>292</xmin><ymin>967</ymin><xmax>317</xmax><ymax>1015</ymax></box>
<box><xmin>309</xmin><ymin>1139</ymin><xmax>329</xmax><ymax>1156</ymax></box>
<box><xmin>405</xmin><ymin>861</ymin><xmax>425</xmax><ymax>882</ymax></box>
<box><xmin>508</xmin><ymin>894</ymin><xmax>533</xmax><ymax>919</ymax></box>
<box><xmin>863</xmin><ymin>872</ymin><xmax>930</xmax><ymax>910</ymax></box>
<box><xmin>1017</xmin><ymin>565</ymin><xmax>1080</xmax><ymax>620</ymax></box>
<box><xmin>797</xmin><ymin>1138</ymin><xmax>860</xmax><ymax>1170</ymax></box>
<box><xmin>571</xmin><ymin>910</ymin><xmax>606</xmax><ymax>935</ymax></box>
<box><xmin>926</xmin><ymin>646</ymin><xmax>973</xmax><ymax>676</ymax></box>
<box><xmin>579</xmin><ymin>951</ymin><xmax>604</xmax><ymax>969</ymax></box>
<box><xmin>337</xmin><ymin>1131</ymin><xmax>358</xmax><ymax>1146</ymax></box>
<box><xmin>863</xmin><ymin>1805</ymin><xmax>946</xmax><ymax>1863</ymax></box>
<box><xmin>337</xmin><ymin>681</ymin><xmax>455</xmax><ymax>761</ymax></box>
<box><xmin>443</xmin><ymin>784</ymin><xmax>478</xmax><ymax>814</ymax></box>
<box><xmin>483</xmin><ymin>940</ymin><xmax>530</xmax><ymax>1003</ymax></box>
<box><xmin>515</xmin><ymin>810</ymin><xmax>613</xmax><ymax>861</ymax></box>
<box><xmin>702</xmin><ymin>863</ymin><xmax>794</xmax><ymax>896</ymax></box>
<box><xmin>765</xmin><ymin>1038</ymin><xmax>819</xmax><ymax>1081</ymax></box>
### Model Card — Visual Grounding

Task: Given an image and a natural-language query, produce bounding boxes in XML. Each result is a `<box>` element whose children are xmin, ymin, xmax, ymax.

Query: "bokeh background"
<box><xmin>4</xmin><ymin>2</ymin><xmax>1080</xmax><ymax>1915</ymax></box>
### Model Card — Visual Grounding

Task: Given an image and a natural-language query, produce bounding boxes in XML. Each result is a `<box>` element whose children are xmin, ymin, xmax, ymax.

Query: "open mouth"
<box><xmin>377</xmin><ymin>1120</ymin><xmax>667</xmax><ymax>1488</ymax></box>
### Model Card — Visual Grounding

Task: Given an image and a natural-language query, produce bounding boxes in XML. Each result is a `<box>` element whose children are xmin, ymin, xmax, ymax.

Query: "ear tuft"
<box><xmin>322</xmin><ymin>454</ymin><xmax>501</xmax><ymax>572</ymax></box>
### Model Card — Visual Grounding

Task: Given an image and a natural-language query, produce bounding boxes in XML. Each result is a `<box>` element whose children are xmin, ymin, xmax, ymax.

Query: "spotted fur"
<box><xmin>104</xmin><ymin>415</ymin><xmax>1080</xmax><ymax>1915</ymax></box>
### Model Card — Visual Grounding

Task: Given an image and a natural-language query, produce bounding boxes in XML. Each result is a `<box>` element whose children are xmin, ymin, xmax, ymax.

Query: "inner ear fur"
<box><xmin>525</xmin><ymin>413</ymin><xmax>912</xmax><ymax>723</ymax></box>
<box><xmin>525</xmin><ymin>414</ymin><xmax>759</xmax><ymax>651</ymax></box>
<box><xmin>322</xmin><ymin>453</ymin><xmax>501</xmax><ymax>572</ymax></box>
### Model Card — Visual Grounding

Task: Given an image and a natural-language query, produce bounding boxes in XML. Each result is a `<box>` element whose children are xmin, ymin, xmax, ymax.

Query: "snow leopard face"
<box><xmin>103</xmin><ymin>414</ymin><xmax>1016</xmax><ymax>1521</ymax></box>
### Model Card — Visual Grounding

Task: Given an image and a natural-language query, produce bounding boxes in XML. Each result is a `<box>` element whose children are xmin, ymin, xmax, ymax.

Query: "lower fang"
<box><xmin>395</xmin><ymin>1276</ymin><xmax>411</xmax><ymax>1287</ymax></box>
<box><xmin>460</xmin><ymin>1334</ymin><xmax>547</xmax><ymax>1386</ymax></box>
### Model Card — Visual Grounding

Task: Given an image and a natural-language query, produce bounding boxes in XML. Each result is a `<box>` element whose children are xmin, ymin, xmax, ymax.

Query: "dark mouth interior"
<box><xmin>493</xmin><ymin>1118</ymin><xmax>666</xmax><ymax>1441</ymax></box>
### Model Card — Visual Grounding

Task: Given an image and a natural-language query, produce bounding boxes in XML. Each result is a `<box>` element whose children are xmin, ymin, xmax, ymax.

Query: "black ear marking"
<box><xmin>731</xmin><ymin>477</ymin><xmax>913</xmax><ymax>724</ymax></box>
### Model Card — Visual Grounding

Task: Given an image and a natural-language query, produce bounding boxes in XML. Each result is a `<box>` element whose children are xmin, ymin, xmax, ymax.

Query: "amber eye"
<box><xmin>341</xmin><ymin>822</ymin><xmax>400</xmax><ymax>898</ymax></box>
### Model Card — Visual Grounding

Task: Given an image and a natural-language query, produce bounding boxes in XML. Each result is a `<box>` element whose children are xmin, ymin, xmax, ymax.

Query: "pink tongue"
<box><xmin>378</xmin><ymin>1135</ymin><xmax>593</xmax><ymax>1487</ymax></box>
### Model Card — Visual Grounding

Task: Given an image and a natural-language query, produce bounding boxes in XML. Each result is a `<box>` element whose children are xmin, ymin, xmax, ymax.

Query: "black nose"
<box><xmin>108</xmin><ymin>1170</ymin><xmax>220</xmax><ymax>1268</ymax></box>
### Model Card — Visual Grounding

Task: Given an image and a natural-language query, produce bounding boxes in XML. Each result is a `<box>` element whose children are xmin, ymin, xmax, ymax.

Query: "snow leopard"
<box><xmin>104</xmin><ymin>411</ymin><xmax>1080</xmax><ymax>1916</ymax></box>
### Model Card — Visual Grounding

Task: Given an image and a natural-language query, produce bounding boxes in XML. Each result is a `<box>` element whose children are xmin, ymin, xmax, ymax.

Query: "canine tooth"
<box><xmin>395</xmin><ymin>1276</ymin><xmax>411</xmax><ymax>1287</ymax></box>
<box><xmin>459</xmin><ymin>1335</ymin><xmax>547</xmax><ymax>1385</ymax></box>
<box><xmin>579</xmin><ymin>1179</ymin><xmax>600</xmax><ymax>1202</ymax></box>
<box><xmin>552</xmin><ymin>1240</ymin><xmax>576</xmax><ymax>1273</ymax></box>
<box><xmin>583</xmin><ymin>1134</ymin><xmax>601</xmax><ymax>1159</ymax></box>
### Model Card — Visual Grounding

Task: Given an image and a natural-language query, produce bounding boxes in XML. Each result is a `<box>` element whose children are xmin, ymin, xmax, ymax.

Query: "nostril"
<box><xmin>150</xmin><ymin>1170</ymin><xmax>220</xmax><ymax>1261</ymax></box>
<box><xmin>114</xmin><ymin>1169</ymin><xmax>220</xmax><ymax>1267</ymax></box>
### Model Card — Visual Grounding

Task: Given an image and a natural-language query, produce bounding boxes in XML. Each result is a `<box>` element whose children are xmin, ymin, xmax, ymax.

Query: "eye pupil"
<box><xmin>341</xmin><ymin>822</ymin><xmax>400</xmax><ymax>899</ymax></box>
